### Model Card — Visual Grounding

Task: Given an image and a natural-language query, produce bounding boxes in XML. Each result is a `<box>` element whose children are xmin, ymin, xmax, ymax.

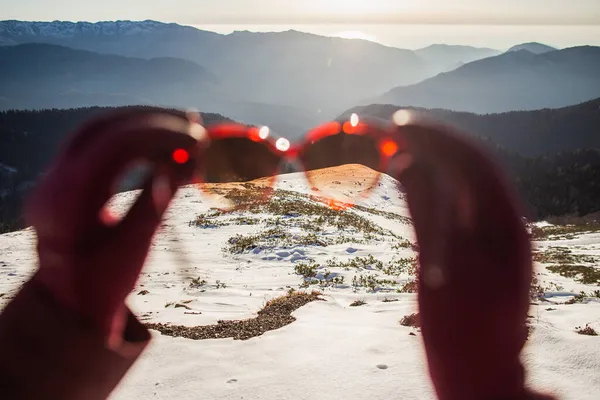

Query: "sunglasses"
<box><xmin>170</xmin><ymin>113</ymin><xmax>406</xmax><ymax>210</ymax></box>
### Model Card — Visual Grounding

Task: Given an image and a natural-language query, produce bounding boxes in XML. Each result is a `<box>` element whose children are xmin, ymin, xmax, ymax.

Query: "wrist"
<box><xmin>31</xmin><ymin>270</ymin><xmax>126</xmax><ymax>342</ymax></box>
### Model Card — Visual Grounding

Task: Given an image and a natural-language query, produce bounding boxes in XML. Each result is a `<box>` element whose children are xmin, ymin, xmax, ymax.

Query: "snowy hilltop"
<box><xmin>1</xmin><ymin>165</ymin><xmax>599</xmax><ymax>399</ymax></box>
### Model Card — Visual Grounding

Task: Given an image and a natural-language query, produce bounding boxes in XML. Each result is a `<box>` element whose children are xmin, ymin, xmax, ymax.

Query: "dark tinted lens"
<box><xmin>202</xmin><ymin>137</ymin><xmax>282</xmax><ymax>183</ymax></box>
<box><xmin>197</xmin><ymin>137</ymin><xmax>282</xmax><ymax>209</ymax></box>
<box><xmin>302</xmin><ymin>132</ymin><xmax>381</xmax><ymax>171</ymax></box>
<box><xmin>301</xmin><ymin>132</ymin><xmax>382</xmax><ymax>202</ymax></box>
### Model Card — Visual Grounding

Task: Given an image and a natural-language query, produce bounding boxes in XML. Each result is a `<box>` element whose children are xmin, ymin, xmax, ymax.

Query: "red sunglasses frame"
<box><xmin>180</xmin><ymin>117</ymin><xmax>405</xmax><ymax>210</ymax></box>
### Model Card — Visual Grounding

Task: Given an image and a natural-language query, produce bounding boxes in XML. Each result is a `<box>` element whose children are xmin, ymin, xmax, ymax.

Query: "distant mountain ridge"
<box><xmin>3</xmin><ymin>104</ymin><xmax>600</xmax><ymax>231</ymax></box>
<box><xmin>0</xmin><ymin>19</ymin><xmax>503</xmax><ymax>118</ymax></box>
<box><xmin>507</xmin><ymin>42</ymin><xmax>557</xmax><ymax>54</ymax></box>
<box><xmin>0</xmin><ymin>43</ymin><xmax>328</xmax><ymax>137</ymax></box>
<box><xmin>0</xmin><ymin>20</ymin><xmax>423</xmax><ymax>116</ymax></box>
<box><xmin>374</xmin><ymin>46</ymin><xmax>600</xmax><ymax>114</ymax></box>
<box><xmin>340</xmin><ymin>97</ymin><xmax>600</xmax><ymax>157</ymax></box>
<box><xmin>0</xmin><ymin>43</ymin><xmax>219</xmax><ymax>110</ymax></box>
<box><xmin>414</xmin><ymin>44</ymin><xmax>501</xmax><ymax>72</ymax></box>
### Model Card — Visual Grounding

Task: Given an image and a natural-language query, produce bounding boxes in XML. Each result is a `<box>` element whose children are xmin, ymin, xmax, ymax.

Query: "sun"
<box><xmin>333</xmin><ymin>30</ymin><xmax>378</xmax><ymax>42</ymax></box>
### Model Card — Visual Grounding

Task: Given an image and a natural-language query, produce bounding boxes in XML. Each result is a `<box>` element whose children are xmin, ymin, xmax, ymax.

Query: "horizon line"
<box><xmin>2</xmin><ymin>17</ymin><xmax>600</xmax><ymax>27</ymax></box>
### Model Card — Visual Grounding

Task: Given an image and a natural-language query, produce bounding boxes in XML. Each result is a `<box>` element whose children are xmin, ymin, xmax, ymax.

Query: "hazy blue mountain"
<box><xmin>0</xmin><ymin>20</ymin><xmax>431</xmax><ymax>116</ymax></box>
<box><xmin>414</xmin><ymin>44</ymin><xmax>501</xmax><ymax>72</ymax></box>
<box><xmin>0</xmin><ymin>43</ymin><xmax>325</xmax><ymax>137</ymax></box>
<box><xmin>340</xmin><ymin>97</ymin><xmax>600</xmax><ymax>157</ymax></box>
<box><xmin>374</xmin><ymin>46</ymin><xmax>600</xmax><ymax>114</ymax></box>
<box><xmin>0</xmin><ymin>43</ymin><xmax>220</xmax><ymax>110</ymax></box>
<box><xmin>507</xmin><ymin>42</ymin><xmax>557</xmax><ymax>54</ymax></box>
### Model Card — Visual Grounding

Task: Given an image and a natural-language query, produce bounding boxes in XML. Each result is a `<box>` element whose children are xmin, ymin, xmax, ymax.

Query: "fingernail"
<box><xmin>152</xmin><ymin>173</ymin><xmax>172</xmax><ymax>215</ymax></box>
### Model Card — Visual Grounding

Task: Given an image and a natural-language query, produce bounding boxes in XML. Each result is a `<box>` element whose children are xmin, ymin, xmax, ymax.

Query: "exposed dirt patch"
<box><xmin>146</xmin><ymin>291</ymin><xmax>323</xmax><ymax>340</ymax></box>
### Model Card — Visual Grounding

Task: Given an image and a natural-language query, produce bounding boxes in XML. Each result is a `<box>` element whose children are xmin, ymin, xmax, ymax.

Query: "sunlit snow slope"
<box><xmin>0</xmin><ymin>165</ymin><xmax>598</xmax><ymax>400</ymax></box>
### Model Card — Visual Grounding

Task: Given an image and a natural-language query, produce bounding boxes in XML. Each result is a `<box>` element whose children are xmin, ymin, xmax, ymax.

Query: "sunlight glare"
<box><xmin>380</xmin><ymin>139</ymin><xmax>398</xmax><ymax>157</ymax></box>
<box><xmin>393</xmin><ymin>109</ymin><xmax>411</xmax><ymax>126</ymax></box>
<box><xmin>333</xmin><ymin>30</ymin><xmax>378</xmax><ymax>42</ymax></box>
<box><xmin>259</xmin><ymin>126</ymin><xmax>270</xmax><ymax>139</ymax></box>
<box><xmin>275</xmin><ymin>138</ymin><xmax>291</xmax><ymax>152</ymax></box>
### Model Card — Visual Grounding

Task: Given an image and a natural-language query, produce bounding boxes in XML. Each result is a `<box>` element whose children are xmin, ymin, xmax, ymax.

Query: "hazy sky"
<box><xmin>2</xmin><ymin>0</ymin><xmax>599</xmax><ymax>49</ymax></box>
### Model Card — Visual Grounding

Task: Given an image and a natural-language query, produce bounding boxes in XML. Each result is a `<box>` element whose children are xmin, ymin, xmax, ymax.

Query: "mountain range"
<box><xmin>0</xmin><ymin>19</ymin><xmax>598</xmax><ymax>141</ymax></box>
<box><xmin>0</xmin><ymin>20</ymin><xmax>547</xmax><ymax>122</ymax></box>
<box><xmin>414</xmin><ymin>44</ymin><xmax>500</xmax><ymax>72</ymax></box>
<box><xmin>375</xmin><ymin>46</ymin><xmax>600</xmax><ymax>114</ymax></box>
<box><xmin>341</xmin><ymin>97</ymin><xmax>600</xmax><ymax>157</ymax></box>
<box><xmin>0</xmin><ymin>43</ymin><xmax>220</xmax><ymax>110</ymax></box>
<box><xmin>0</xmin><ymin>20</ymin><xmax>427</xmax><ymax>115</ymax></box>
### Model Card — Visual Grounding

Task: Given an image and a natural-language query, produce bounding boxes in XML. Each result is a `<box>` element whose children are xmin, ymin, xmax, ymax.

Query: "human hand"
<box><xmin>392</xmin><ymin>123</ymin><xmax>552</xmax><ymax>399</ymax></box>
<box><xmin>26</xmin><ymin>108</ymin><xmax>201</xmax><ymax>347</ymax></box>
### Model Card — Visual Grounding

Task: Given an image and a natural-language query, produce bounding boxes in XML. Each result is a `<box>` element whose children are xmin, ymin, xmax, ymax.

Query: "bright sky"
<box><xmin>2</xmin><ymin>0</ymin><xmax>599</xmax><ymax>49</ymax></box>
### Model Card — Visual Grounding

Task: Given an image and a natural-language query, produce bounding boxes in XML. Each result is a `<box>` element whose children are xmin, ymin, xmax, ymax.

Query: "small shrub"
<box><xmin>575</xmin><ymin>324</ymin><xmax>598</xmax><ymax>336</ymax></box>
<box><xmin>225</xmin><ymin>233</ymin><xmax>260</xmax><ymax>254</ymax></box>
<box><xmin>400</xmin><ymin>313</ymin><xmax>420</xmax><ymax>327</ymax></box>
<box><xmin>349</xmin><ymin>300</ymin><xmax>366</xmax><ymax>307</ymax></box>
<box><xmin>189</xmin><ymin>277</ymin><xmax>208</xmax><ymax>289</ymax></box>
<box><xmin>352</xmin><ymin>274</ymin><xmax>396</xmax><ymax>292</ymax></box>
<box><xmin>391</xmin><ymin>239</ymin><xmax>417</xmax><ymax>251</ymax></box>
<box><xmin>382</xmin><ymin>298</ymin><xmax>399</xmax><ymax>303</ymax></box>
<box><xmin>215</xmin><ymin>280</ymin><xmax>227</xmax><ymax>289</ymax></box>
<box><xmin>194</xmin><ymin>211</ymin><xmax>226</xmax><ymax>228</ymax></box>
<box><xmin>398</xmin><ymin>280</ymin><xmax>418</xmax><ymax>293</ymax></box>
<box><xmin>230</xmin><ymin>216</ymin><xmax>260</xmax><ymax>225</ymax></box>
<box><xmin>565</xmin><ymin>292</ymin><xmax>588</xmax><ymax>304</ymax></box>
<box><xmin>294</xmin><ymin>263</ymin><xmax>318</xmax><ymax>279</ymax></box>
<box><xmin>383</xmin><ymin>257</ymin><xmax>417</xmax><ymax>276</ymax></box>
<box><xmin>529</xmin><ymin>275</ymin><xmax>545</xmax><ymax>300</ymax></box>
<box><xmin>296</xmin><ymin>264</ymin><xmax>345</xmax><ymax>288</ymax></box>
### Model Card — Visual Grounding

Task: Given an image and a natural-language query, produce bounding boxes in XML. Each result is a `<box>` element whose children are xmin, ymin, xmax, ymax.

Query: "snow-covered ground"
<box><xmin>1</xmin><ymin>168</ymin><xmax>599</xmax><ymax>399</ymax></box>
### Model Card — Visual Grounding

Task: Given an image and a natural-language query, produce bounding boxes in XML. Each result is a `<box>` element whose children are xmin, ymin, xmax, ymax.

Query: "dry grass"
<box><xmin>530</xmin><ymin>223</ymin><xmax>600</xmax><ymax>241</ymax></box>
<box><xmin>349</xmin><ymin>300</ymin><xmax>367</xmax><ymax>307</ymax></box>
<box><xmin>547</xmin><ymin>265</ymin><xmax>600</xmax><ymax>285</ymax></box>
<box><xmin>146</xmin><ymin>291</ymin><xmax>323</xmax><ymax>341</ymax></box>
<box><xmin>382</xmin><ymin>298</ymin><xmax>399</xmax><ymax>303</ymax></box>
<box><xmin>533</xmin><ymin>247</ymin><xmax>597</xmax><ymax>264</ymax></box>
<box><xmin>398</xmin><ymin>280</ymin><xmax>418</xmax><ymax>293</ymax></box>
